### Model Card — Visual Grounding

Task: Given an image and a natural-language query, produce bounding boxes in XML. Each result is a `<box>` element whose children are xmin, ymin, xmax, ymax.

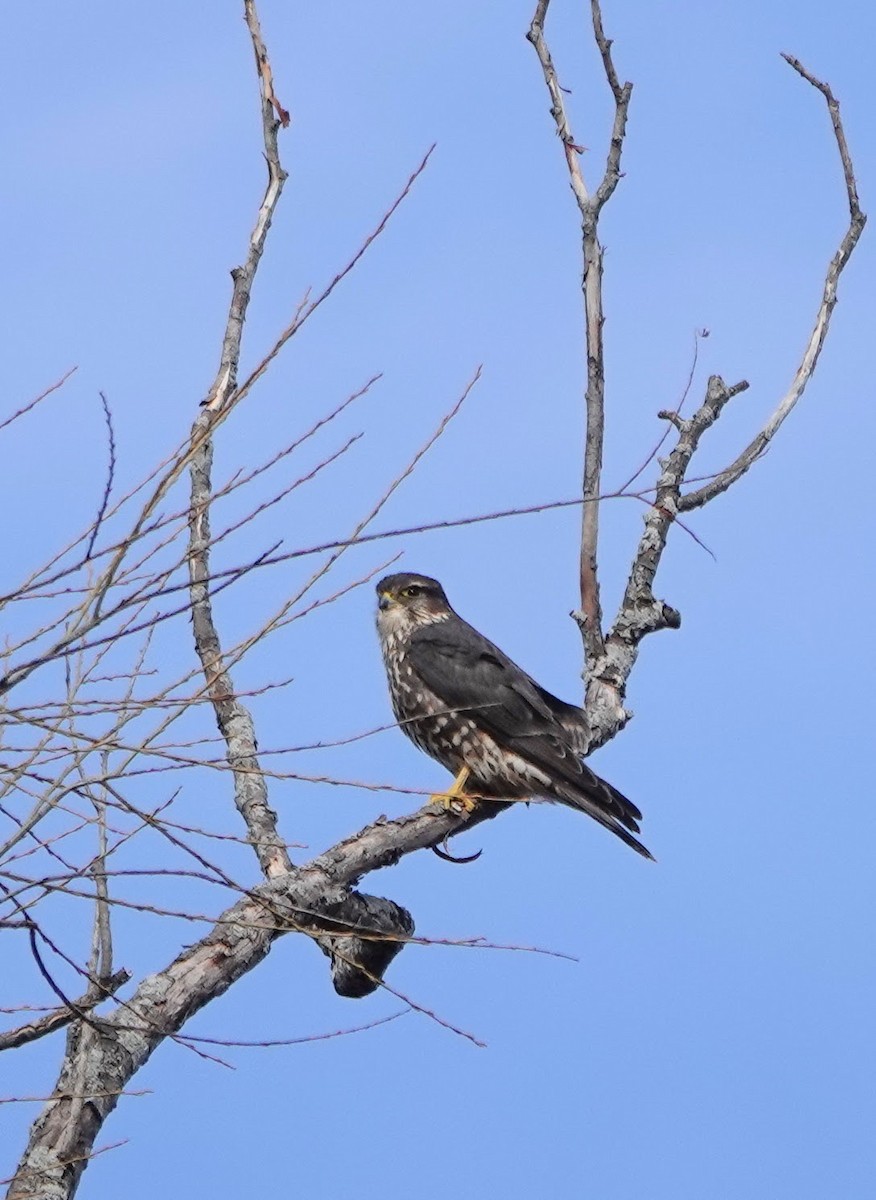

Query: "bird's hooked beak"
<box><xmin>378</xmin><ymin>591</ymin><xmax>395</xmax><ymax>611</ymax></box>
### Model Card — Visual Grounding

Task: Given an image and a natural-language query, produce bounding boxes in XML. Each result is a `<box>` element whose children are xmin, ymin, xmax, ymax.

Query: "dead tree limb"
<box><xmin>679</xmin><ymin>56</ymin><xmax>866</xmax><ymax>513</ymax></box>
<box><xmin>528</xmin><ymin>3</ymin><xmax>864</xmax><ymax>742</ymax></box>
<box><xmin>187</xmin><ymin>0</ymin><xmax>293</xmax><ymax>881</ymax></box>
<box><xmin>527</xmin><ymin>0</ymin><xmax>632</xmax><ymax>668</ymax></box>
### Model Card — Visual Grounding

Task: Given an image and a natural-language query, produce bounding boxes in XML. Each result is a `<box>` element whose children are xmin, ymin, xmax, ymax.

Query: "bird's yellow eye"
<box><xmin>402</xmin><ymin>585</ymin><xmax>423</xmax><ymax>598</ymax></box>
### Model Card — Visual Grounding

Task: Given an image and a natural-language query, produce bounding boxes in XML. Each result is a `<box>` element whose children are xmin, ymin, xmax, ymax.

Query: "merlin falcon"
<box><xmin>376</xmin><ymin>572</ymin><xmax>652</xmax><ymax>859</ymax></box>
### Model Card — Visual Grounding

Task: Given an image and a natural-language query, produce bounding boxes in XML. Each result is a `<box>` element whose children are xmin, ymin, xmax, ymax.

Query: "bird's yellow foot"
<box><xmin>430</xmin><ymin>767</ymin><xmax>479</xmax><ymax>815</ymax></box>
<box><xmin>431</xmin><ymin>789</ymin><xmax>479</xmax><ymax>815</ymax></box>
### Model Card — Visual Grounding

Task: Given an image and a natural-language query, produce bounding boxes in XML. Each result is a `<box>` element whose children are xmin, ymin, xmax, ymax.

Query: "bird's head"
<box><xmin>375</xmin><ymin>572</ymin><xmax>451</xmax><ymax>633</ymax></box>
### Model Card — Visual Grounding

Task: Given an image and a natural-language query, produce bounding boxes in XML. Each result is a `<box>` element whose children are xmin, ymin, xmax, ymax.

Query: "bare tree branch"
<box><xmin>84</xmin><ymin>394</ymin><xmax>116</xmax><ymax>562</ymax></box>
<box><xmin>0</xmin><ymin>368</ymin><xmax>77</xmax><ymax>436</ymax></box>
<box><xmin>577</xmin><ymin>58</ymin><xmax>865</xmax><ymax>743</ymax></box>
<box><xmin>4</xmin><ymin>795</ymin><xmax>489</xmax><ymax>1197</ymax></box>
<box><xmin>0</xmin><ymin>971</ymin><xmax>129</xmax><ymax>1054</ymax></box>
<box><xmin>0</xmin><ymin>144</ymin><xmax>433</xmax><ymax>706</ymax></box>
<box><xmin>230</xmin><ymin>146</ymin><xmax>434</xmax><ymax>410</ymax></box>
<box><xmin>679</xmin><ymin>55</ymin><xmax>866</xmax><ymax>512</ymax></box>
<box><xmin>528</xmin><ymin>0</ymin><xmax>633</xmax><ymax>670</ymax></box>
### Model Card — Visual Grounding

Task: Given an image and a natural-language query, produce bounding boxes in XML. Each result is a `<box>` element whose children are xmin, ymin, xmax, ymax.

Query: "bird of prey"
<box><xmin>376</xmin><ymin>572</ymin><xmax>652</xmax><ymax>859</ymax></box>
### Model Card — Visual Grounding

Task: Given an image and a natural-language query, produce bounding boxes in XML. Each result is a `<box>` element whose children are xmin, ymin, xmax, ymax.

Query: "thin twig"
<box><xmin>85</xmin><ymin>392</ymin><xmax>117</xmax><ymax>561</ymax></box>
<box><xmin>0</xmin><ymin>970</ymin><xmax>129</xmax><ymax>1053</ymax></box>
<box><xmin>177</xmin><ymin>1009</ymin><xmax>406</xmax><ymax>1049</ymax></box>
<box><xmin>0</xmin><ymin>368</ymin><xmax>77</xmax><ymax>435</ymax></box>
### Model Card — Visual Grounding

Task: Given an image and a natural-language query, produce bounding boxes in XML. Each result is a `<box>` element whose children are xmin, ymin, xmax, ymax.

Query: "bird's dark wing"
<box><xmin>529</xmin><ymin>683</ymin><xmax>590</xmax><ymax>754</ymax></box>
<box><xmin>407</xmin><ymin>618</ymin><xmax>648</xmax><ymax>854</ymax></box>
<box><xmin>407</xmin><ymin>619</ymin><xmax>565</xmax><ymax>740</ymax></box>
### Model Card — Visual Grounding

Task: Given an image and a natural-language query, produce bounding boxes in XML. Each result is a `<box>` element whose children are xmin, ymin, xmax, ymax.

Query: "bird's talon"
<box><xmin>427</xmin><ymin>765</ymin><xmax>478</xmax><ymax>816</ymax></box>
<box><xmin>430</xmin><ymin>790</ymin><xmax>478</xmax><ymax>816</ymax></box>
<box><xmin>432</xmin><ymin>837</ymin><xmax>484</xmax><ymax>865</ymax></box>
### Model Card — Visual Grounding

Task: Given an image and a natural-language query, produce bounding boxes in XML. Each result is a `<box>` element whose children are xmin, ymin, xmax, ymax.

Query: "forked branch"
<box><xmin>585</xmin><ymin>51</ymin><xmax>865</xmax><ymax>739</ymax></box>
<box><xmin>528</xmin><ymin>0</ymin><xmax>633</xmax><ymax>668</ymax></box>
<box><xmin>186</xmin><ymin>0</ymin><xmax>292</xmax><ymax>881</ymax></box>
<box><xmin>679</xmin><ymin>54</ymin><xmax>866</xmax><ymax>512</ymax></box>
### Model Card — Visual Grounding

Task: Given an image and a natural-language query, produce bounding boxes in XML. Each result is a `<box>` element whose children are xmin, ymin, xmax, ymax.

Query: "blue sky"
<box><xmin>3</xmin><ymin>2</ymin><xmax>875</xmax><ymax>1197</ymax></box>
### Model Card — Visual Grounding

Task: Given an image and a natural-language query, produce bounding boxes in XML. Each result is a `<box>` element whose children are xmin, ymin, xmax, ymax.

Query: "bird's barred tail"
<box><xmin>554</xmin><ymin>768</ymin><xmax>654</xmax><ymax>861</ymax></box>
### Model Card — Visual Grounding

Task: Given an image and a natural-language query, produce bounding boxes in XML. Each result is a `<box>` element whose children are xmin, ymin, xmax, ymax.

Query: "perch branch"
<box><xmin>5</xmin><ymin>798</ymin><xmax>495</xmax><ymax>1198</ymax></box>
